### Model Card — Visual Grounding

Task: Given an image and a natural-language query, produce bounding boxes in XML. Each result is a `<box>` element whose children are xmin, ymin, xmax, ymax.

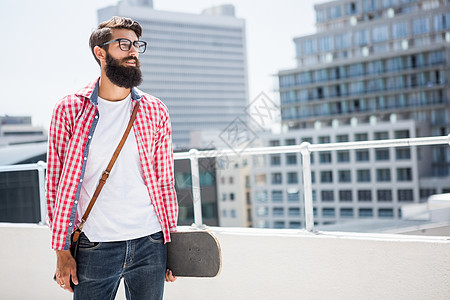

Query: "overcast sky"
<box><xmin>0</xmin><ymin>0</ymin><xmax>326</xmax><ymax>129</ymax></box>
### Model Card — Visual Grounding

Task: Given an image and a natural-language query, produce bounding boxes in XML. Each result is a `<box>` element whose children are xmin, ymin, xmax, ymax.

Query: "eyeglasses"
<box><xmin>99</xmin><ymin>38</ymin><xmax>147</xmax><ymax>53</ymax></box>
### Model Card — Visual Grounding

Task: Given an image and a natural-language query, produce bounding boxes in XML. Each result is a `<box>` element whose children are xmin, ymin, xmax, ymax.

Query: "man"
<box><xmin>46</xmin><ymin>16</ymin><xmax>178</xmax><ymax>299</ymax></box>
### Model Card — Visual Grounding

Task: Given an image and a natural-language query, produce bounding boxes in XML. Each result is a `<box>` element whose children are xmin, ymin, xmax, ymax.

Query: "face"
<box><xmin>102</xmin><ymin>29</ymin><xmax>143</xmax><ymax>88</ymax></box>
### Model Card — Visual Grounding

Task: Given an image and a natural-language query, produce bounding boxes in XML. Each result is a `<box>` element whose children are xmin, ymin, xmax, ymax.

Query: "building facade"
<box><xmin>217</xmin><ymin>157</ymin><xmax>252</xmax><ymax>227</ymax></box>
<box><xmin>251</xmin><ymin>119</ymin><xmax>427</xmax><ymax>228</ymax></box>
<box><xmin>251</xmin><ymin>0</ymin><xmax>450</xmax><ymax>229</ymax></box>
<box><xmin>279</xmin><ymin>0</ymin><xmax>450</xmax><ymax>176</ymax></box>
<box><xmin>98</xmin><ymin>1</ymin><xmax>249</xmax><ymax>148</ymax></box>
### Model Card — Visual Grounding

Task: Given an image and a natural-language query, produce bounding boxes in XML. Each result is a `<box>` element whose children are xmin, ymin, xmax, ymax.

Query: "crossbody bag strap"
<box><xmin>73</xmin><ymin>101</ymin><xmax>140</xmax><ymax>242</ymax></box>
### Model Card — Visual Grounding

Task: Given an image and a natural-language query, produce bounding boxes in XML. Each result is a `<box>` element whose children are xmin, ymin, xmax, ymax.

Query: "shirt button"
<box><xmin>88</xmin><ymin>136</ymin><xmax>92</xmax><ymax>139</ymax></box>
<box><xmin>75</xmin><ymin>201</ymin><xmax>78</xmax><ymax>204</ymax></box>
<box><xmin>80</xmin><ymin>179</ymin><xmax>83</xmax><ymax>182</ymax></box>
<box><xmin>84</xmin><ymin>157</ymin><xmax>87</xmax><ymax>160</ymax></box>
<box><xmin>69</xmin><ymin>222</ymin><xmax>72</xmax><ymax>226</ymax></box>
<box><xmin>95</xmin><ymin>115</ymin><xmax>99</xmax><ymax>119</ymax></box>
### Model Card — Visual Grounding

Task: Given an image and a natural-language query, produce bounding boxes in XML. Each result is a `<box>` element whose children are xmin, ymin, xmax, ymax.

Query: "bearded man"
<box><xmin>46</xmin><ymin>16</ymin><xmax>178</xmax><ymax>300</ymax></box>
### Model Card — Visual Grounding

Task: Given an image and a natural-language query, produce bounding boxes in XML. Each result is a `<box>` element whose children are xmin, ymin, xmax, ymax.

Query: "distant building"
<box><xmin>217</xmin><ymin>157</ymin><xmax>252</xmax><ymax>227</ymax></box>
<box><xmin>252</xmin><ymin>119</ymin><xmax>424</xmax><ymax>228</ymax></box>
<box><xmin>251</xmin><ymin>0</ymin><xmax>450</xmax><ymax>229</ymax></box>
<box><xmin>0</xmin><ymin>115</ymin><xmax>47</xmax><ymax>146</ymax></box>
<box><xmin>98</xmin><ymin>1</ymin><xmax>249</xmax><ymax>148</ymax></box>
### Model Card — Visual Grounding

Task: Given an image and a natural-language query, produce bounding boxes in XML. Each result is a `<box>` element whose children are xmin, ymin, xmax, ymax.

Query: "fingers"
<box><xmin>55</xmin><ymin>250</ymin><xmax>78</xmax><ymax>293</ymax></box>
<box><xmin>165</xmin><ymin>269</ymin><xmax>177</xmax><ymax>282</ymax></box>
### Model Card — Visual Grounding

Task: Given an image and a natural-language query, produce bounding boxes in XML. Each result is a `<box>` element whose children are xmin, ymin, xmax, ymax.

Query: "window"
<box><xmin>286</xmin><ymin>154</ymin><xmax>298</xmax><ymax>165</ymax></box>
<box><xmin>377</xmin><ymin>189</ymin><xmax>392</xmax><ymax>202</ymax></box>
<box><xmin>229</xmin><ymin>193</ymin><xmax>235</xmax><ymax>201</ymax></box>
<box><xmin>379</xmin><ymin>208</ymin><xmax>394</xmax><ymax>218</ymax></box>
<box><xmin>287</xmin><ymin>190</ymin><xmax>300</xmax><ymax>202</ymax></box>
<box><xmin>289</xmin><ymin>207</ymin><xmax>301</xmax><ymax>216</ymax></box>
<box><xmin>354</xmin><ymin>133</ymin><xmax>368</xmax><ymax>141</ymax></box>
<box><xmin>255</xmin><ymin>174</ymin><xmax>266</xmax><ymax>186</ymax></box>
<box><xmin>358</xmin><ymin>190</ymin><xmax>372</xmax><ymax>202</ymax></box>
<box><xmin>337</xmin><ymin>151</ymin><xmax>350</xmax><ymax>162</ymax></box>
<box><xmin>320</xmin><ymin>171</ymin><xmax>333</xmax><ymax>183</ymax></box>
<box><xmin>413</xmin><ymin>17</ymin><xmax>430</xmax><ymax>35</ymax></box>
<box><xmin>396</xmin><ymin>148</ymin><xmax>411</xmax><ymax>160</ymax></box>
<box><xmin>271</xmin><ymin>173</ymin><xmax>282</xmax><ymax>184</ymax></box>
<box><xmin>322</xmin><ymin>208</ymin><xmax>336</xmax><ymax>218</ymax></box>
<box><xmin>318</xmin><ymin>136</ymin><xmax>331</xmax><ymax>143</ymax></box>
<box><xmin>222</xmin><ymin>193</ymin><xmax>227</xmax><ymax>201</ymax></box>
<box><xmin>376</xmin><ymin>169</ymin><xmax>391</xmax><ymax>182</ymax></box>
<box><xmin>394</xmin><ymin>130</ymin><xmax>410</xmax><ymax>139</ymax></box>
<box><xmin>375</xmin><ymin>149</ymin><xmax>390</xmax><ymax>161</ymax></box>
<box><xmin>256</xmin><ymin>206</ymin><xmax>268</xmax><ymax>216</ymax></box>
<box><xmin>397</xmin><ymin>168</ymin><xmax>412</xmax><ymax>181</ymax></box>
<box><xmin>287</xmin><ymin>172</ymin><xmax>298</xmax><ymax>184</ymax></box>
<box><xmin>346</xmin><ymin>2</ymin><xmax>358</xmax><ymax>15</ymax></box>
<box><xmin>338</xmin><ymin>170</ymin><xmax>352</xmax><ymax>183</ymax></box>
<box><xmin>356</xmin><ymin>150</ymin><xmax>370</xmax><ymax>161</ymax></box>
<box><xmin>340</xmin><ymin>208</ymin><xmax>354</xmax><ymax>218</ymax></box>
<box><xmin>273</xmin><ymin>207</ymin><xmax>285</xmax><ymax>216</ymax></box>
<box><xmin>398</xmin><ymin>189</ymin><xmax>414</xmax><ymax>202</ymax></box>
<box><xmin>357</xmin><ymin>169</ymin><xmax>371</xmax><ymax>182</ymax></box>
<box><xmin>289</xmin><ymin>221</ymin><xmax>302</xmax><ymax>229</ymax></box>
<box><xmin>372</xmin><ymin>25</ymin><xmax>389</xmax><ymax>42</ymax></box>
<box><xmin>269</xmin><ymin>140</ymin><xmax>280</xmax><ymax>146</ymax></box>
<box><xmin>255</xmin><ymin>191</ymin><xmax>268</xmax><ymax>203</ymax></box>
<box><xmin>320</xmin><ymin>152</ymin><xmax>332</xmax><ymax>164</ymax></box>
<box><xmin>336</xmin><ymin>134</ymin><xmax>349</xmax><ymax>142</ymax></box>
<box><xmin>374</xmin><ymin>131</ymin><xmax>389</xmax><ymax>140</ymax></box>
<box><xmin>285</xmin><ymin>138</ymin><xmax>296</xmax><ymax>145</ymax></box>
<box><xmin>231</xmin><ymin>210</ymin><xmax>236</xmax><ymax>218</ymax></box>
<box><xmin>272</xmin><ymin>190</ymin><xmax>283</xmax><ymax>202</ymax></box>
<box><xmin>420</xmin><ymin>188</ymin><xmax>436</xmax><ymax>200</ymax></box>
<box><xmin>229</xmin><ymin>177</ymin><xmax>234</xmax><ymax>184</ymax></box>
<box><xmin>270</xmin><ymin>155</ymin><xmax>281</xmax><ymax>166</ymax></box>
<box><xmin>339</xmin><ymin>190</ymin><xmax>353</xmax><ymax>202</ymax></box>
<box><xmin>321</xmin><ymin>190</ymin><xmax>334</xmax><ymax>202</ymax></box>
<box><xmin>359</xmin><ymin>208</ymin><xmax>373</xmax><ymax>218</ymax></box>
<box><xmin>273</xmin><ymin>221</ymin><xmax>285</xmax><ymax>229</ymax></box>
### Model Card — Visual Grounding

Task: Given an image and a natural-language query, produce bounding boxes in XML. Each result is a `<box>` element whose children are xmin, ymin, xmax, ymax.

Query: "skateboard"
<box><xmin>167</xmin><ymin>231</ymin><xmax>222</xmax><ymax>277</ymax></box>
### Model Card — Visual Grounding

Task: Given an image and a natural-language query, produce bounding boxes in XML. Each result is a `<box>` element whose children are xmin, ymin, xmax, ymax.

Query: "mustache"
<box><xmin>121</xmin><ymin>56</ymin><xmax>139</xmax><ymax>65</ymax></box>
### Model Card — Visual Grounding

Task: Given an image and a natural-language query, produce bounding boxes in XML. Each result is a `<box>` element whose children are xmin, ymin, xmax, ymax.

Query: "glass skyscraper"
<box><xmin>98</xmin><ymin>1</ymin><xmax>249</xmax><ymax>148</ymax></box>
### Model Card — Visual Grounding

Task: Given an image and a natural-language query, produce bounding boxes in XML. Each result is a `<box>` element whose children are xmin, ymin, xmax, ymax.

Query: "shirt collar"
<box><xmin>75</xmin><ymin>77</ymin><xmax>142</xmax><ymax>105</ymax></box>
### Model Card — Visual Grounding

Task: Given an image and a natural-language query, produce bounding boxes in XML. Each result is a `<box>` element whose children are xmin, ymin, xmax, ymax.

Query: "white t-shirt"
<box><xmin>77</xmin><ymin>94</ymin><xmax>161</xmax><ymax>242</ymax></box>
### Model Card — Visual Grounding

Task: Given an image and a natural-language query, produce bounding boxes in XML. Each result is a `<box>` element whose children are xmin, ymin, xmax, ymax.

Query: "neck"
<box><xmin>98</xmin><ymin>71</ymin><xmax>131</xmax><ymax>101</ymax></box>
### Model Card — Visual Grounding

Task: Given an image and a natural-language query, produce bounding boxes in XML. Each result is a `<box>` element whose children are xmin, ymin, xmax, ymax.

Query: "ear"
<box><xmin>94</xmin><ymin>46</ymin><xmax>106</xmax><ymax>62</ymax></box>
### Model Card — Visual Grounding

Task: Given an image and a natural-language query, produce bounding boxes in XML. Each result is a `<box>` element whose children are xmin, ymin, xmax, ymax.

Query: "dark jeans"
<box><xmin>74</xmin><ymin>231</ymin><xmax>166</xmax><ymax>300</ymax></box>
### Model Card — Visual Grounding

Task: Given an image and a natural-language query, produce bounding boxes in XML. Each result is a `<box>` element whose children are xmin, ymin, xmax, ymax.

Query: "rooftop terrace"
<box><xmin>1</xmin><ymin>135</ymin><xmax>450</xmax><ymax>299</ymax></box>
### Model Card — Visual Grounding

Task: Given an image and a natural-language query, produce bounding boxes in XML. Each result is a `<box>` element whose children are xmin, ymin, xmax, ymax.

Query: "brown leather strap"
<box><xmin>76</xmin><ymin>101</ymin><xmax>140</xmax><ymax>236</ymax></box>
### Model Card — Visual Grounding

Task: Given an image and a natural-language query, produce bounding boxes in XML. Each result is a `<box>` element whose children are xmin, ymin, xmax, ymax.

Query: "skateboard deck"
<box><xmin>167</xmin><ymin>231</ymin><xmax>222</xmax><ymax>277</ymax></box>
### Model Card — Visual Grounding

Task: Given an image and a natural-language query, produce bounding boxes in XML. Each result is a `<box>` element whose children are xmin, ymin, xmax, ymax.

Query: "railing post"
<box><xmin>189</xmin><ymin>149</ymin><xmax>203</xmax><ymax>227</ymax></box>
<box><xmin>300</xmin><ymin>142</ymin><xmax>314</xmax><ymax>232</ymax></box>
<box><xmin>37</xmin><ymin>161</ymin><xmax>47</xmax><ymax>225</ymax></box>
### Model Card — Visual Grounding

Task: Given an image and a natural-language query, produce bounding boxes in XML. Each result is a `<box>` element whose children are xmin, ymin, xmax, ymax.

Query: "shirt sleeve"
<box><xmin>45</xmin><ymin>101</ymin><xmax>71</xmax><ymax>233</ymax></box>
<box><xmin>154</xmin><ymin>108</ymin><xmax>178</xmax><ymax>232</ymax></box>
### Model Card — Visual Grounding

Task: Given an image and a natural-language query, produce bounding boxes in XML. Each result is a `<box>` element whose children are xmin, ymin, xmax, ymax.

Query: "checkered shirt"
<box><xmin>46</xmin><ymin>78</ymin><xmax>178</xmax><ymax>250</ymax></box>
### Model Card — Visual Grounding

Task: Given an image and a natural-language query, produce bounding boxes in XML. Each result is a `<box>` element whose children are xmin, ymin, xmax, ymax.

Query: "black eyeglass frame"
<box><xmin>99</xmin><ymin>38</ymin><xmax>147</xmax><ymax>53</ymax></box>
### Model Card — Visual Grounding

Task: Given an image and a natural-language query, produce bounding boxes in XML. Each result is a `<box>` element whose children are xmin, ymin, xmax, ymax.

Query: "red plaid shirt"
<box><xmin>46</xmin><ymin>78</ymin><xmax>178</xmax><ymax>250</ymax></box>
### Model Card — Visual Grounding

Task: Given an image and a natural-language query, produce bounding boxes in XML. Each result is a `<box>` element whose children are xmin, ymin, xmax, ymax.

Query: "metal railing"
<box><xmin>1</xmin><ymin>135</ymin><xmax>450</xmax><ymax>231</ymax></box>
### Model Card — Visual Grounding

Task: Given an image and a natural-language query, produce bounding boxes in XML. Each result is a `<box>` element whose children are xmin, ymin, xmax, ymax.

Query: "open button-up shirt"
<box><xmin>46</xmin><ymin>78</ymin><xmax>178</xmax><ymax>250</ymax></box>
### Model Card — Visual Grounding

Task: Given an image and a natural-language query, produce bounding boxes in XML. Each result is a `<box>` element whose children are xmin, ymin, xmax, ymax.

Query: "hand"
<box><xmin>165</xmin><ymin>269</ymin><xmax>177</xmax><ymax>282</ymax></box>
<box><xmin>55</xmin><ymin>250</ymin><xmax>78</xmax><ymax>293</ymax></box>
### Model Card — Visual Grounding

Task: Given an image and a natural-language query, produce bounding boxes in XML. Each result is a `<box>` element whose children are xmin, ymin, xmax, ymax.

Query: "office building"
<box><xmin>251</xmin><ymin>0</ymin><xmax>450</xmax><ymax>229</ymax></box>
<box><xmin>98</xmin><ymin>1</ymin><xmax>249</xmax><ymax>148</ymax></box>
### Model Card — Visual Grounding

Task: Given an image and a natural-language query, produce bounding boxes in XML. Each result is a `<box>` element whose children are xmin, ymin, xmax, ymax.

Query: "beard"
<box><xmin>105</xmin><ymin>52</ymin><xmax>143</xmax><ymax>89</ymax></box>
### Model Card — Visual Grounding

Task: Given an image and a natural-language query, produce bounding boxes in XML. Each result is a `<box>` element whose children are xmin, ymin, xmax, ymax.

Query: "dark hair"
<box><xmin>89</xmin><ymin>16</ymin><xmax>143</xmax><ymax>65</ymax></box>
